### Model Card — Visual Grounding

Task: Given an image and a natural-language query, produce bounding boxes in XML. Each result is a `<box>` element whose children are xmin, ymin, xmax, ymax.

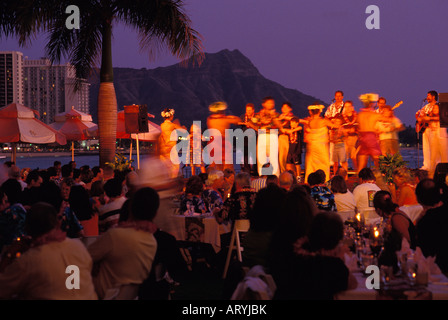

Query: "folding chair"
<box><xmin>222</xmin><ymin>219</ymin><xmax>250</xmax><ymax>279</ymax></box>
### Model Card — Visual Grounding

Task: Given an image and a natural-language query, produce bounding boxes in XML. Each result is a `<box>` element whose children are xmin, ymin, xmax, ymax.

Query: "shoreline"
<box><xmin>1</xmin><ymin>152</ymin><xmax>97</xmax><ymax>158</ymax></box>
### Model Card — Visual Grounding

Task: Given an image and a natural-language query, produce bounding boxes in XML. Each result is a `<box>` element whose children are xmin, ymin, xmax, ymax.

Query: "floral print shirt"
<box><xmin>310</xmin><ymin>185</ymin><xmax>337</xmax><ymax>211</ymax></box>
<box><xmin>202</xmin><ymin>189</ymin><xmax>223</xmax><ymax>214</ymax></box>
<box><xmin>180</xmin><ymin>194</ymin><xmax>206</xmax><ymax>214</ymax></box>
<box><xmin>220</xmin><ymin>188</ymin><xmax>257</xmax><ymax>224</ymax></box>
<box><xmin>0</xmin><ymin>204</ymin><xmax>27</xmax><ymax>252</ymax></box>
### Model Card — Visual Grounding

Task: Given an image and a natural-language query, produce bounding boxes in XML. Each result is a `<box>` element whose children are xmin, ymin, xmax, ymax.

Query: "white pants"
<box><xmin>278</xmin><ymin>134</ymin><xmax>289</xmax><ymax>173</ymax></box>
<box><xmin>428</xmin><ymin>128</ymin><xmax>448</xmax><ymax>177</ymax></box>
<box><xmin>422</xmin><ymin>129</ymin><xmax>430</xmax><ymax>170</ymax></box>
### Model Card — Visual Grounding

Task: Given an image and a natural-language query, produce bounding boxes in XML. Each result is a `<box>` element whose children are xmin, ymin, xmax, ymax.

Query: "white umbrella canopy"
<box><xmin>49</xmin><ymin>107</ymin><xmax>97</xmax><ymax>161</ymax></box>
<box><xmin>0</xmin><ymin>103</ymin><xmax>67</xmax><ymax>162</ymax></box>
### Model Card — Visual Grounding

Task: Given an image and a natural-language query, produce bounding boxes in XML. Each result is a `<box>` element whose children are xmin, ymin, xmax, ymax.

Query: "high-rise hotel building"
<box><xmin>23</xmin><ymin>58</ymin><xmax>90</xmax><ymax>124</ymax></box>
<box><xmin>0</xmin><ymin>51</ymin><xmax>24</xmax><ymax>107</ymax></box>
<box><xmin>0</xmin><ymin>51</ymin><xmax>90</xmax><ymax>124</ymax></box>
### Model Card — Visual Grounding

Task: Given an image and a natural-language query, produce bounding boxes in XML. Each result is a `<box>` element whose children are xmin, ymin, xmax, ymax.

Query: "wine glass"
<box><xmin>369</xmin><ymin>227</ymin><xmax>384</xmax><ymax>263</ymax></box>
<box><xmin>186</xmin><ymin>203</ymin><xmax>193</xmax><ymax>216</ymax></box>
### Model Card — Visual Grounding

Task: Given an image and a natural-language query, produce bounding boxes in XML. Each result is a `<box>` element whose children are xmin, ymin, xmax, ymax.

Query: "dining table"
<box><xmin>336</xmin><ymin>269</ymin><xmax>448</xmax><ymax>300</ymax></box>
<box><xmin>170</xmin><ymin>213</ymin><xmax>230</xmax><ymax>253</ymax></box>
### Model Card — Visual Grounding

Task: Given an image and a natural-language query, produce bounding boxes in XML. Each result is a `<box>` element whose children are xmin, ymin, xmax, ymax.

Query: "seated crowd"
<box><xmin>0</xmin><ymin>159</ymin><xmax>447</xmax><ymax>300</ymax></box>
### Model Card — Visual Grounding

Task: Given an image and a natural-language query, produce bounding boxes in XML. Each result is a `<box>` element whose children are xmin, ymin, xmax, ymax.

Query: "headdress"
<box><xmin>209</xmin><ymin>101</ymin><xmax>228</xmax><ymax>113</ymax></box>
<box><xmin>161</xmin><ymin>108</ymin><xmax>175</xmax><ymax>118</ymax></box>
<box><xmin>359</xmin><ymin>93</ymin><xmax>379</xmax><ymax>108</ymax></box>
<box><xmin>307</xmin><ymin>104</ymin><xmax>325</xmax><ymax>110</ymax></box>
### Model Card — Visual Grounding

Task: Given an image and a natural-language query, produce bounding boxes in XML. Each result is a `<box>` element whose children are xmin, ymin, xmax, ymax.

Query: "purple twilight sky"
<box><xmin>1</xmin><ymin>0</ymin><xmax>448</xmax><ymax>126</ymax></box>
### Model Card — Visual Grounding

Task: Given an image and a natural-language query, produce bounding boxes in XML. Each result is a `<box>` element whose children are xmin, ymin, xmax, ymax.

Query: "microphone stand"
<box><xmin>416</xmin><ymin>99</ymin><xmax>426</xmax><ymax>169</ymax></box>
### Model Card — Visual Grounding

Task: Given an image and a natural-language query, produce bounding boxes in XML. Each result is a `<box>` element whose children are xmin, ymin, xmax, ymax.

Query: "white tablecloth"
<box><xmin>336</xmin><ymin>271</ymin><xmax>448</xmax><ymax>300</ymax></box>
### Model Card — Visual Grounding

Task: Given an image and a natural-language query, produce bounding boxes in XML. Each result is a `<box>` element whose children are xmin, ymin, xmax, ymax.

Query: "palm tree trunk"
<box><xmin>97</xmin><ymin>21</ymin><xmax>117</xmax><ymax>168</ymax></box>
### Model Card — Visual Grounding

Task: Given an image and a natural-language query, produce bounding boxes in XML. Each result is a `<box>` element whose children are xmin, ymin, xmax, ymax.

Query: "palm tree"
<box><xmin>0</xmin><ymin>0</ymin><xmax>204</xmax><ymax>167</ymax></box>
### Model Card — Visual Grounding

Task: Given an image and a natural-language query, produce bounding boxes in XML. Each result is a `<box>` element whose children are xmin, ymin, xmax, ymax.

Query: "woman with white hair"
<box><xmin>202</xmin><ymin>169</ymin><xmax>225</xmax><ymax>215</ymax></box>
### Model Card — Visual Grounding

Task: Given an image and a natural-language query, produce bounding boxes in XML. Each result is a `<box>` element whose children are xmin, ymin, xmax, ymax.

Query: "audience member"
<box><xmin>415</xmin><ymin>178</ymin><xmax>448</xmax><ymax>274</ymax></box>
<box><xmin>79</xmin><ymin>166</ymin><xmax>94</xmax><ymax>190</ymax></box>
<box><xmin>390</xmin><ymin>167</ymin><xmax>418</xmax><ymax>207</ymax></box>
<box><xmin>124</xmin><ymin>171</ymin><xmax>139</xmax><ymax>199</ymax></box>
<box><xmin>98</xmin><ymin>178</ymin><xmax>127</xmax><ymax>233</ymax></box>
<box><xmin>223</xmin><ymin>168</ymin><xmax>235</xmax><ymax>201</ymax></box>
<box><xmin>265</xmin><ymin>175</ymin><xmax>279</xmax><ymax>186</ymax></box>
<box><xmin>180</xmin><ymin>175</ymin><xmax>206</xmax><ymax>214</ymax></box>
<box><xmin>353</xmin><ymin>167</ymin><xmax>381</xmax><ymax>214</ymax></box>
<box><xmin>8</xmin><ymin>165</ymin><xmax>27</xmax><ymax>190</ymax></box>
<box><xmin>69</xmin><ymin>185</ymin><xmax>98</xmax><ymax>237</ymax></box>
<box><xmin>56</xmin><ymin>177</ymin><xmax>83</xmax><ymax>238</ymax></box>
<box><xmin>373</xmin><ymin>190</ymin><xmax>417</xmax><ymax>250</ymax></box>
<box><xmin>102</xmin><ymin>165</ymin><xmax>115</xmax><ymax>182</ymax></box>
<box><xmin>223</xmin><ymin>183</ymin><xmax>286</xmax><ymax>299</ymax></box>
<box><xmin>269</xmin><ymin>185</ymin><xmax>318</xmax><ymax>274</ymax></box>
<box><xmin>242</xmin><ymin>184</ymin><xmax>287</xmax><ymax>269</ymax></box>
<box><xmin>0</xmin><ymin>180</ymin><xmax>26</xmax><ymax>253</ymax></box>
<box><xmin>20</xmin><ymin>169</ymin><xmax>43</xmax><ymax>208</ymax></box>
<box><xmin>0</xmin><ymin>202</ymin><xmax>97</xmax><ymax>299</ymax></box>
<box><xmin>92</xmin><ymin>166</ymin><xmax>104</xmax><ymax>183</ymax></box>
<box><xmin>61</xmin><ymin>164</ymin><xmax>73</xmax><ymax>181</ymax></box>
<box><xmin>308</xmin><ymin>171</ymin><xmax>336</xmax><ymax>211</ymax></box>
<box><xmin>336</xmin><ymin>167</ymin><xmax>348</xmax><ymax>181</ymax></box>
<box><xmin>330</xmin><ymin>175</ymin><xmax>356</xmax><ymax>213</ymax></box>
<box><xmin>217</xmin><ymin>172</ymin><xmax>256</xmax><ymax>228</ymax></box>
<box><xmin>202</xmin><ymin>170</ymin><xmax>225</xmax><ymax>215</ymax></box>
<box><xmin>20</xmin><ymin>167</ymin><xmax>31</xmax><ymax>186</ymax></box>
<box><xmin>250</xmin><ymin>164</ymin><xmax>271</xmax><ymax>192</ymax></box>
<box><xmin>88</xmin><ymin>187</ymin><xmax>159</xmax><ymax>299</ymax></box>
<box><xmin>273</xmin><ymin>211</ymin><xmax>357</xmax><ymax>299</ymax></box>
<box><xmin>279</xmin><ymin>171</ymin><xmax>294</xmax><ymax>191</ymax></box>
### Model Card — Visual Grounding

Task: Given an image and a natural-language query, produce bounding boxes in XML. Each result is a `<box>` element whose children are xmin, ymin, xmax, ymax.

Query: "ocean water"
<box><xmin>4</xmin><ymin>147</ymin><xmax>424</xmax><ymax>173</ymax></box>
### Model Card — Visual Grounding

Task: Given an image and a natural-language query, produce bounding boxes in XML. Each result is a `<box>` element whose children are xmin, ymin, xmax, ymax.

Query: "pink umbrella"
<box><xmin>0</xmin><ymin>103</ymin><xmax>67</xmax><ymax>163</ymax></box>
<box><xmin>49</xmin><ymin>107</ymin><xmax>97</xmax><ymax>161</ymax></box>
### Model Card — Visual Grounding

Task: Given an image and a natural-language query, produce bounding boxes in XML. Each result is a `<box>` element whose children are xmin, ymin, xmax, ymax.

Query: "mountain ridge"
<box><xmin>88</xmin><ymin>49</ymin><xmax>326</xmax><ymax>127</ymax></box>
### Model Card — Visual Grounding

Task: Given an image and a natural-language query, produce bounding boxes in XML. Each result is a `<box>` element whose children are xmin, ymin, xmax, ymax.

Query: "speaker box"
<box><xmin>124</xmin><ymin>104</ymin><xmax>148</xmax><ymax>133</ymax></box>
<box><xmin>438</xmin><ymin>93</ymin><xmax>448</xmax><ymax>128</ymax></box>
<box><xmin>138</xmin><ymin>104</ymin><xmax>149</xmax><ymax>133</ymax></box>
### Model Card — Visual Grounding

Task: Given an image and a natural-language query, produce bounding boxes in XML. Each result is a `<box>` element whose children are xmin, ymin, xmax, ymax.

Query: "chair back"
<box><xmin>222</xmin><ymin>219</ymin><xmax>250</xmax><ymax>279</ymax></box>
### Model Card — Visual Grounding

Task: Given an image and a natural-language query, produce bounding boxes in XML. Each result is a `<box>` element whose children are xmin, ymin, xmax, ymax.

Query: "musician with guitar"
<box><xmin>415</xmin><ymin>91</ymin><xmax>448</xmax><ymax>177</ymax></box>
<box><xmin>375</xmin><ymin>103</ymin><xmax>405</xmax><ymax>156</ymax></box>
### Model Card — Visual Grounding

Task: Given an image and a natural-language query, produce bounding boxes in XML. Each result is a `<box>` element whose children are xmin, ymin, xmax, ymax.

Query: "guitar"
<box><xmin>416</xmin><ymin>108</ymin><xmax>433</xmax><ymax>134</ymax></box>
<box><xmin>391</xmin><ymin>100</ymin><xmax>404</xmax><ymax>110</ymax></box>
<box><xmin>416</xmin><ymin>114</ymin><xmax>429</xmax><ymax>133</ymax></box>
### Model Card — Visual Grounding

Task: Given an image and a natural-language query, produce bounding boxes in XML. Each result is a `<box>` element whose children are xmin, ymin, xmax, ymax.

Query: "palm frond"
<box><xmin>115</xmin><ymin>0</ymin><xmax>204</xmax><ymax>66</ymax></box>
<box><xmin>45</xmin><ymin>1</ymin><xmax>105</xmax><ymax>90</ymax></box>
<box><xmin>1</xmin><ymin>0</ymin><xmax>63</xmax><ymax>45</ymax></box>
